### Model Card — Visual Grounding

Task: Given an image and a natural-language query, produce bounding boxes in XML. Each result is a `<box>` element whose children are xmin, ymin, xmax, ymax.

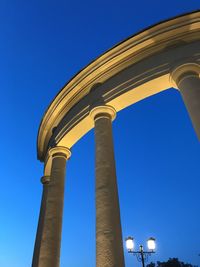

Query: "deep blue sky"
<box><xmin>0</xmin><ymin>1</ymin><xmax>200</xmax><ymax>267</ymax></box>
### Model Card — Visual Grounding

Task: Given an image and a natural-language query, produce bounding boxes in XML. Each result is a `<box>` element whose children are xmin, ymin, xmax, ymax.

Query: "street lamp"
<box><xmin>125</xmin><ymin>237</ymin><xmax>156</xmax><ymax>267</ymax></box>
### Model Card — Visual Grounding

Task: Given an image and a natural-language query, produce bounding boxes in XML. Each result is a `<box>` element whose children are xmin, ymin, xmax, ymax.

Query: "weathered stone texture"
<box><xmin>94</xmin><ymin>115</ymin><xmax>125</xmax><ymax>267</ymax></box>
<box><xmin>32</xmin><ymin>155</ymin><xmax>66</xmax><ymax>267</ymax></box>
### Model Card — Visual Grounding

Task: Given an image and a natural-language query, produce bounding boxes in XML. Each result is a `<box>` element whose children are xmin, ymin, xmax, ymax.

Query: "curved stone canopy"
<box><xmin>37</xmin><ymin>10</ymin><xmax>200</xmax><ymax>164</ymax></box>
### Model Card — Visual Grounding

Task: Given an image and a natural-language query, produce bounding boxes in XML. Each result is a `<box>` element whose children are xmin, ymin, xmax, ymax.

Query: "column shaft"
<box><xmin>94</xmin><ymin>114</ymin><xmax>125</xmax><ymax>267</ymax></box>
<box><xmin>32</xmin><ymin>153</ymin><xmax>67</xmax><ymax>267</ymax></box>
<box><xmin>178</xmin><ymin>73</ymin><xmax>200</xmax><ymax>140</ymax></box>
<box><xmin>32</xmin><ymin>180</ymin><xmax>49</xmax><ymax>267</ymax></box>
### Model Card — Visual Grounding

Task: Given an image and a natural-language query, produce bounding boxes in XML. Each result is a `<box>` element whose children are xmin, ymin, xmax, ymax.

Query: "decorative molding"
<box><xmin>170</xmin><ymin>62</ymin><xmax>200</xmax><ymax>88</ymax></box>
<box><xmin>48</xmin><ymin>146</ymin><xmax>71</xmax><ymax>160</ymax></box>
<box><xmin>41</xmin><ymin>176</ymin><xmax>51</xmax><ymax>184</ymax></box>
<box><xmin>90</xmin><ymin>105</ymin><xmax>116</xmax><ymax>122</ymax></box>
<box><xmin>37</xmin><ymin>11</ymin><xmax>200</xmax><ymax>161</ymax></box>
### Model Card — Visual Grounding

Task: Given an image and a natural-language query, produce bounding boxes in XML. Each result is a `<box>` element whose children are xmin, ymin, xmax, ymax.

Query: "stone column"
<box><xmin>32</xmin><ymin>146</ymin><xmax>71</xmax><ymax>267</ymax></box>
<box><xmin>90</xmin><ymin>105</ymin><xmax>125</xmax><ymax>267</ymax></box>
<box><xmin>32</xmin><ymin>176</ymin><xmax>50</xmax><ymax>267</ymax></box>
<box><xmin>171</xmin><ymin>63</ymin><xmax>200</xmax><ymax>140</ymax></box>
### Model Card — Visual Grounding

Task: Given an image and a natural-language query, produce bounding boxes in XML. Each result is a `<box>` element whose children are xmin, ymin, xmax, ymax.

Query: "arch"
<box><xmin>37</xmin><ymin>11</ymin><xmax>200</xmax><ymax>168</ymax></box>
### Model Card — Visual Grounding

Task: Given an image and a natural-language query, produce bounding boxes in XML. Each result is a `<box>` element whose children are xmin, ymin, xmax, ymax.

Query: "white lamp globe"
<box><xmin>125</xmin><ymin>237</ymin><xmax>134</xmax><ymax>251</ymax></box>
<box><xmin>147</xmin><ymin>237</ymin><xmax>156</xmax><ymax>251</ymax></box>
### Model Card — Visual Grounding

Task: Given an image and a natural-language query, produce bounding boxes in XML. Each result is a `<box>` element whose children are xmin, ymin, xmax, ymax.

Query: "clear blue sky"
<box><xmin>0</xmin><ymin>1</ymin><xmax>200</xmax><ymax>267</ymax></box>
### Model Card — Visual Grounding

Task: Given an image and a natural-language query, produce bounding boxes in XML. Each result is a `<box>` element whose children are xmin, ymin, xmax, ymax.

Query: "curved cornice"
<box><xmin>37</xmin><ymin>10</ymin><xmax>200</xmax><ymax>161</ymax></box>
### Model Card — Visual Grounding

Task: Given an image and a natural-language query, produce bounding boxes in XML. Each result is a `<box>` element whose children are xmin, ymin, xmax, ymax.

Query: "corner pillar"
<box><xmin>32</xmin><ymin>146</ymin><xmax>71</xmax><ymax>267</ymax></box>
<box><xmin>90</xmin><ymin>105</ymin><xmax>125</xmax><ymax>267</ymax></box>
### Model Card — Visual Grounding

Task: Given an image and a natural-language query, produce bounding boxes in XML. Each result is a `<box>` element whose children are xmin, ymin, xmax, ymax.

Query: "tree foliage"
<box><xmin>146</xmin><ymin>258</ymin><xmax>195</xmax><ymax>267</ymax></box>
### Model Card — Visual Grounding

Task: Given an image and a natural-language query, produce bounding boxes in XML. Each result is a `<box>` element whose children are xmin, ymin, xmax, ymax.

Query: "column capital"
<box><xmin>170</xmin><ymin>62</ymin><xmax>200</xmax><ymax>88</ymax></box>
<box><xmin>41</xmin><ymin>176</ymin><xmax>50</xmax><ymax>184</ymax></box>
<box><xmin>48</xmin><ymin>146</ymin><xmax>71</xmax><ymax>160</ymax></box>
<box><xmin>89</xmin><ymin>105</ymin><xmax>116</xmax><ymax>121</ymax></box>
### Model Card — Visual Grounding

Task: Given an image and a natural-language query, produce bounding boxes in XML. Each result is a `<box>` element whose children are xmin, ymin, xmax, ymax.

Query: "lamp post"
<box><xmin>125</xmin><ymin>237</ymin><xmax>156</xmax><ymax>267</ymax></box>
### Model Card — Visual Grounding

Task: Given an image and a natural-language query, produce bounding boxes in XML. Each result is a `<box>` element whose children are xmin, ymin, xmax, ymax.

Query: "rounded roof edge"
<box><xmin>37</xmin><ymin>10</ymin><xmax>200</xmax><ymax>161</ymax></box>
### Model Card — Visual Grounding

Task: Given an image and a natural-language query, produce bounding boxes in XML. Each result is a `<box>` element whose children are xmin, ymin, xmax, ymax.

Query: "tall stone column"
<box><xmin>32</xmin><ymin>175</ymin><xmax>50</xmax><ymax>267</ymax></box>
<box><xmin>171</xmin><ymin>63</ymin><xmax>200</xmax><ymax>140</ymax></box>
<box><xmin>90</xmin><ymin>105</ymin><xmax>125</xmax><ymax>267</ymax></box>
<box><xmin>32</xmin><ymin>146</ymin><xmax>71</xmax><ymax>267</ymax></box>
